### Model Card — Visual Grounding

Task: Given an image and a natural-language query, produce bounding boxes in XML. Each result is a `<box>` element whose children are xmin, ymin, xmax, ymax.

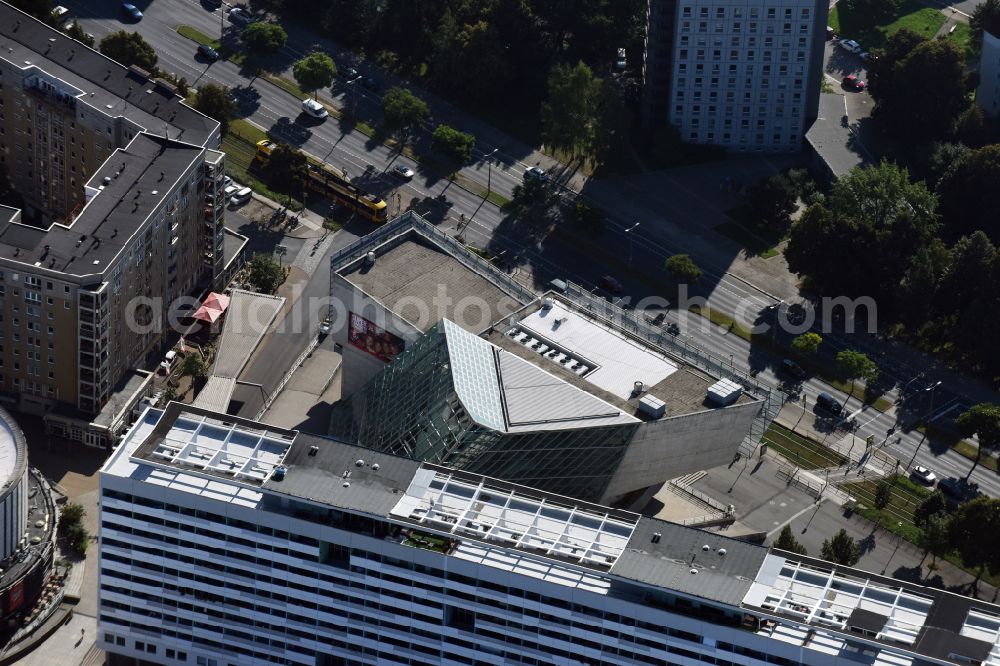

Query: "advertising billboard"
<box><xmin>348</xmin><ymin>312</ymin><xmax>405</xmax><ymax>363</ymax></box>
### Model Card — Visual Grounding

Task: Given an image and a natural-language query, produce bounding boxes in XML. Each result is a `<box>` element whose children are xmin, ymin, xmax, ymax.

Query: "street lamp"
<box><xmin>907</xmin><ymin>381</ymin><xmax>943</xmax><ymax>470</ymax></box>
<box><xmin>625</xmin><ymin>222</ymin><xmax>640</xmax><ymax>267</ymax></box>
<box><xmin>485</xmin><ymin>148</ymin><xmax>499</xmax><ymax>198</ymax></box>
<box><xmin>771</xmin><ymin>300</ymin><xmax>784</xmax><ymax>344</ymax></box>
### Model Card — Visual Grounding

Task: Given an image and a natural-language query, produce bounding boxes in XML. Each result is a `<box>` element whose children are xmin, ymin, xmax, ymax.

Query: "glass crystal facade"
<box><xmin>330</xmin><ymin>323</ymin><xmax>640</xmax><ymax>501</ymax></box>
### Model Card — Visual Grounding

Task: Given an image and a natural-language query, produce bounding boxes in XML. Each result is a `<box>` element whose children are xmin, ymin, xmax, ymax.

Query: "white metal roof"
<box><xmin>444</xmin><ymin>319</ymin><xmax>637</xmax><ymax>432</ymax></box>
<box><xmin>146</xmin><ymin>411</ymin><xmax>294</xmax><ymax>484</ymax></box>
<box><xmin>745</xmin><ymin>555</ymin><xmax>933</xmax><ymax>647</ymax></box>
<box><xmin>517</xmin><ymin>302</ymin><xmax>677</xmax><ymax>399</ymax></box>
<box><xmin>390</xmin><ymin>467</ymin><xmax>639</xmax><ymax>572</ymax></box>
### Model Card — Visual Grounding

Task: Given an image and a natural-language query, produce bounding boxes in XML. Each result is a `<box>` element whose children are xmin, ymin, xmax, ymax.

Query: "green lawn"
<box><xmin>763</xmin><ymin>423</ymin><xmax>848</xmax><ymax>470</ymax></box>
<box><xmin>946</xmin><ymin>22</ymin><xmax>973</xmax><ymax>58</ymax></box>
<box><xmin>830</xmin><ymin>0</ymin><xmax>945</xmax><ymax>49</ymax></box>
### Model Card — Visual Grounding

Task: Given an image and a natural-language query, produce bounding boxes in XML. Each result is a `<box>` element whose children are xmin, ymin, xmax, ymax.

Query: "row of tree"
<box><xmin>781</xmin><ymin>156</ymin><xmax>1000</xmax><ymax>382</ymax></box>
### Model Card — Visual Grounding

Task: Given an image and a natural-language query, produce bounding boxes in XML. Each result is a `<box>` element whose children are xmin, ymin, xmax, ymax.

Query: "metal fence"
<box><xmin>562</xmin><ymin>282</ymin><xmax>784</xmax><ymax>455</ymax></box>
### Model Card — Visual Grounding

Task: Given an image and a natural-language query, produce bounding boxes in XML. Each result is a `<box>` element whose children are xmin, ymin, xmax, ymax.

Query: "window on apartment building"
<box><xmin>767</xmin><ymin>8</ymin><xmax>775</xmax><ymax>18</ymax></box>
<box><xmin>682</xmin><ymin>6</ymin><xmax>690</xmax><ymax>17</ymax></box>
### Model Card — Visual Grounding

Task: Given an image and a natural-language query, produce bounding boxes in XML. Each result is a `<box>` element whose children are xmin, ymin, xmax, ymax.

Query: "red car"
<box><xmin>842</xmin><ymin>75</ymin><xmax>866</xmax><ymax>91</ymax></box>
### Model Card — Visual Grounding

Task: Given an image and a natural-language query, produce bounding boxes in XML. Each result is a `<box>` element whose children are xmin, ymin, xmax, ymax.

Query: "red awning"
<box><xmin>202</xmin><ymin>292</ymin><xmax>231</xmax><ymax>313</ymax></box>
<box><xmin>192</xmin><ymin>305</ymin><xmax>224</xmax><ymax>323</ymax></box>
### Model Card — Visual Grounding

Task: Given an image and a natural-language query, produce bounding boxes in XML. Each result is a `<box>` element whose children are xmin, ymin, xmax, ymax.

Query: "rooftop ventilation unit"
<box><xmin>707</xmin><ymin>378</ymin><xmax>743</xmax><ymax>406</ymax></box>
<box><xmin>308</xmin><ymin>446</ymin><xmax>319</xmax><ymax>457</ymax></box>
<box><xmin>363</xmin><ymin>251</ymin><xmax>376</xmax><ymax>267</ymax></box>
<box><xmin>541</xmin><ymin>297</ymin><xmax>553</xmax><ymax>309</ymax></box>
<box><xmin>355</xmin><ymin>459</ymin><xmax>365</xmax><ymax>467</ymax></box>
<box><xmin>272</xmin><ymin>466</ymin><xmax>287</xmax><ymax>481</ymax></box>
<box><xmin>638</xmin><ymin>394</ymin><xmax>666</xmax><ymax>419</ymax></box>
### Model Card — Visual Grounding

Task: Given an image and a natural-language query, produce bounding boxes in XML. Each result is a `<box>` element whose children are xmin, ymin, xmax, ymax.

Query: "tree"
<box><xmin>58</xmin><ymin>503</ymin><xmax>86</xmax><ymax>534</ymax></box>
<box><xmin>955</xmin><ymin>404</ymin><xmax>1000</xmax><ymax>478</ymax></box>
<box><xmin>869</xmin><ymin>35</ymin><xmax>969</xmax><ymax>143</ymax></box>
<box><xmin>970</xmin><ymin>0</ymin><xmax>1000</xmax><ymax>54</ymax></box>
<box><xmin>58</xmin><ymin>502</ymin><xmax>89</xmax><ymax>557</ymax></box>
<box><xmin>936</xmin><ymin>146</ymin><xmax>1000</xmax><ymax>243</ymax></box>
<box><xmin>567</xmin><ymin>201</ymin><xmax>606</xmax><ymax>235</ymax></box>
<box><xmin>949</xmin><ymin>497</ymin><xmax>1000</xmax><ymax>582</ymax></box>
<box><xmin>918</xmin><ymin>513</ymin><xmax>951</xmax><ymax>574</ymax></box>
<box><xmin>664</xmin><ymin>254</ymin><xmax>702</xmax><ymax>283</ymax></box>
<box><xmin>773</xmin><ymin>525</ymin><xmax>808</xmax><ymax>555</ymax></box>
<box><xmin>431</xmin><ymin>124</ymin><xmax>476</xmax><ymax>164</ymax></box>
<box><xmin>292</xmin><ymin>52</ymin><xmax>337</xmax><ymax>100</ymax></box>
<box><xmin>821</xmin><ymin>529</ymin><xmax>860</xmax><ymax>566</ymax></box>
<box><xmin>791</xmin><ymin>333</ymin><xmax>823</xmax><ymax>356</ymax></box>
<box><xmin>953</xmin><ymin>105</ymin><xmax>992</xmax><ymax>149</ymax></box>
<box><xmin>748</xmin><ymin>173</ymin><xmax>797</xmax><ymax>234</ymax></box>
<box><xmin>874</xmin><ymin>479</ymin><xmax>893</xmax><ymax>527</ymax></box>
<box><xmin>540</xmin><ymin>61</ymin><xmax>604</xmax><ymax>162</ymax></box>
<box><xmin>248</xmin><ymin>253</ymin><xmax>286</xmax><ymax>294</ymax></box>
<box><xmin>836</xmin><ymin>349</ymin><xmax>880</xmax><ymax>400</ymax></box>
<box><xmin>99</xmin><ymin>30</ymin><xmax>158</xmax><ymax>72</ymax></box>
<box><xmin>262</xmin><ymin>143</ymin><xmax>307</xmax><ymax>198</ymax></box>
<box><xmin>381</xmin><ymin>87</ymin><xmax>429</xmax><ymax>139</ymax></box>
<box><xmin>241</xmin><ymin>23</ymin><xmax>287</xmax><ymax>57</ymax></box>
<box><xmin>9</xmin><ymin>0</ymin><xmax>51</xmax><ymax>19</ymax></box>
<box><xmin>320</xmin><ymin>0</ymin><xmax>381</xmax><ymax>48</ymax></box>
<box><xmin>193</xmin><ymin>84</ymin><xmax>237</xmax><ymax>137</ymax></box>
<box><xmin>914</xmin><ymin>491</ymin><xmax>947</xmax><ymax>528</ymax></box>
<box><xmin>181</xmin><ymin>351</ymin><xmax>206</xmax><ymax>379</ymax></box>
<box><xmin>63</xmin><ymin>21</ymin><xmax>95</xmax><ymax>47</ymax></box>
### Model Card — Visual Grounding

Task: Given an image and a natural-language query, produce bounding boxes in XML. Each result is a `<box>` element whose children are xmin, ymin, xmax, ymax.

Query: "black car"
<box><xmin>938</xmin><ymin>477</ymin><xmax>981</xmax><ymax>504</ymax></box>
<box><xmin>197</xmin><ymin>44</ymin><xmax>219</xmax><ymax>61</ymax></box>
<box><xmin>815</xmin><ymin>391</ymin><xmax>843</xmax><ymax>416</ymax></box>
<box><xmin>781</xmin><ymin>358</ymin><xmax>807</xmax><ymax>380</ymax></box>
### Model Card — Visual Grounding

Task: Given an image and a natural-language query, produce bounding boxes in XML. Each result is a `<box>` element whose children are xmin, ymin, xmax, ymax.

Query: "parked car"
<box><xmin>599</xmin><ymin>275</ymin><xmax>624</xmax><ymax>295</ymax></box>
<box><xmin>197</xmin><ymin>44</ymin><xmax>219</xmax><ymax>62</ymax></box>
<box><xmin>781</xmin><ymin>358</ymin><xmax>807</xmax><ymax>380</ymax></box>
<box><xmin>229</xmin><ymin>186</ymin><xmax>252</xmax><ymax>207</ymax></box>
<box><xmin>615</xmin><ymin>47</ymin><xmax>627</xmax><ymax>71</ymax></box>
<box><xmin>51</xmin><ymin>5</ymin><xmax>69</xmax><ymax>20</ymax></box>
<box><xmin>158</xmin><ymin>350</ymin><xmax>178</xmax><ymax>375</ymax></box>
<box><xmin>858</xmin><ymin>51</ymin><xmax>871</xmax><ymax>62</ymax></box>
<box><xmin>524</xmin><ymin>166</ymin><xmax>548</xmax><ymax>182</ymax></box>
<box><xmin>910</xmin><ymin>466</ymin><xmax>937</xmax><ymax>486</ymax></box>
<box><xmin>229</xmin><ymin>7</ymin><xmax>251</xmax><ymax>25</ymax></box>
<box><xmin>301</xmin><ymin>98</ymin><xmax>329</xmax><ymax>120</ymax></box>
<box><xmin>222</xmin><ymin>176</ymin><xmax>234</xmax><ymax>190</ymax></box>
<box><xmin>223</xmin><ymin>184</ymin><xmax>240</xmax><ymax>200</ymax></box>
<box><xmin>319</xmin><ymin>318</ymin><xmax>332</xmax><ymax>336</ymax></box>
<box><xmin>391</xmin><ymin>164</ymin><xmax>415</xmax><ymax>180</ymax></box>
<box><xmin>842</xmin><ymin>75</ymin><xmax>866</xmax><ymax>91</ymax></box>
<box><xmin>121</xmin><ymin>2</ymin><xmax>143</xmax><ymax>20</ymax></box>
<box><xmin>838</xmin><ymin>38</ymin><xmax>862</xmax><ymax>54</ymax></box>
<box><xmin>815</xmin><ymin>391</ymin><xmax>843</xmax><ymax>416</ymax></box>
<box><xmin>938</xmin><ymin>477</ymin><xmax>981</xmax><ymax>504</ymax></box>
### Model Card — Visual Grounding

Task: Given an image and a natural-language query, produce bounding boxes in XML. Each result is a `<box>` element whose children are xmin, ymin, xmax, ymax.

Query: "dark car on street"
<box><xmin>781</xmin><ymin>358</ymin><xmax>807</xmax><ymax>380</ymax></box>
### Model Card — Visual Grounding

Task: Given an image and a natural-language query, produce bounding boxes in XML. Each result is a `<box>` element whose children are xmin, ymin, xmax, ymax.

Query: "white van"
<box><xmin>302</xmin><ymin>98</ymin><xmax>328</xmax><ymax>120</ymax></box>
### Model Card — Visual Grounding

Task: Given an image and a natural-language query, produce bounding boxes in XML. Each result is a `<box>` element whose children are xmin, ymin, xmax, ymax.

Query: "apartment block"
<box><xmin>0</xmin><ymin>3</ymin><xmax>226</xmax><ymax>443</ymax></box>
<box><xmin>643</xmin><ymin>0</ymin><xmax>828</xmax><ymax>152</ymax></box>
<box><xmin>100</xmin><ymin>403</ymin><xmax>1000</xmax><ymax>666</ymax></box>
<box><xmin>978</xmin><ymin>29</ymin><xmax>1000</xmax><ymax>118</ymax></box>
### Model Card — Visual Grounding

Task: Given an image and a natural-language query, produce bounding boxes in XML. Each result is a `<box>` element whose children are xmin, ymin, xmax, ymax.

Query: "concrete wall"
<box><xmin>978</xmin><ymin>31</ymin><xmax>1000</xmax><ymax>118</ymax></box>
<box><xmin>328</xmin><ymin>275</ymin><xmax>425</xmax><ymax>398</ymax></box>
<box><xmin>601</xmin><ymin>399</ymin><xmax>762</xmax><ymax>503</ymax></box>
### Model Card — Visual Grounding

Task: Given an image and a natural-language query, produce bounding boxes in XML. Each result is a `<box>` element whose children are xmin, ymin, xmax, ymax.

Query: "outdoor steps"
<box><xmin>671</xmin><ymin>471</ymin><xmax>707</xmax><ymax>488</ymax></box>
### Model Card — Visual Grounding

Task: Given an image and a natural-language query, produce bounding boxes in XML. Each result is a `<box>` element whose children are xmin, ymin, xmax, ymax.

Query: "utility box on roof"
<box><xmin>707</xmin><ymin>378</ymin><xmax>742</xmax><ymax>406</ymax></box>
<box><xmin>638</xmin><ymin>394</ymin><xmax>666</xmax><ymax>419</ymax></box>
